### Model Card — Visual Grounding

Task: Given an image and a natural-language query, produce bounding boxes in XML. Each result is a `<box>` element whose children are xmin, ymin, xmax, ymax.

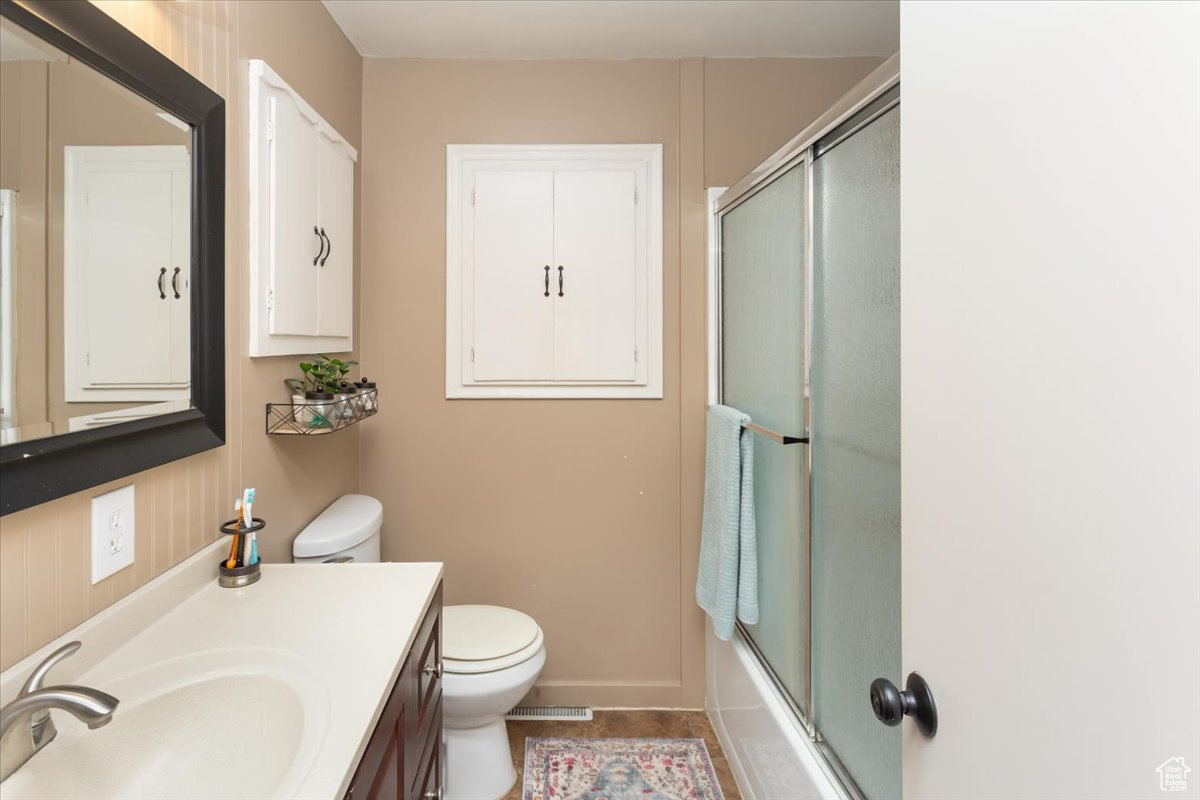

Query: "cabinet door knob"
<box><xmin>557</xmin><ymin>265</ymin><xmax>564</xmax><ymax>297</ymax></box>
<box><xmin>423</xmin><ymin>786</ymin><xmax>443</xmax><ymax>800</ymax></box>
<box><xmin>422</xmin><ymin>661</ymin><xmax>443</xmax><ymax>679</ymax></box>
<box><xmin>157</xmin><ymin>267</ymin><xmax>167</xmax><ymax>299</ymax></box>
<box><xmin>544</xmin><ymin>265</ymin><xmax>550</xmax><ymax>297</ymax></box>
<box><xmin>319</xmin><ymin>228</ymin><xmax>331</xmax><ymax>266</ymax></box>
<box><xmin>313</xmin><ymin>226</ymin><xmax>326</xmax><ymax>266</ymax></box>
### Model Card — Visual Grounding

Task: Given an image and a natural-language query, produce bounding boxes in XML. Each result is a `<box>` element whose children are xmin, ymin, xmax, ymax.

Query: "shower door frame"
<box><xmin>711</xmin><ymin>53</ymin><xmax>900</xmax><ymax>800</ymax></box>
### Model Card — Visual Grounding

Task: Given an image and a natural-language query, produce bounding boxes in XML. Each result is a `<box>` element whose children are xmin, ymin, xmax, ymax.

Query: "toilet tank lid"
<box><xmin>292</xmin><ymin>494</ymin><xmax>383</xmax><ymax>557</ymax></box>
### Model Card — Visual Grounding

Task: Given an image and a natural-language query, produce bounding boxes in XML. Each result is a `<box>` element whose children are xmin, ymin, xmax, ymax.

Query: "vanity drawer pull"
<box><xmin>422</xmin><ymin>662</ymin><xmax>443</xmax><ymax>679</ymax></box>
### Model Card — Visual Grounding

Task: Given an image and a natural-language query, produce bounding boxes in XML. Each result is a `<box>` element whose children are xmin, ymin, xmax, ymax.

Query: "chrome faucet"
<box><xmin>0</xmin><ymin>641</ymin><xmax>119</xmax><ymax>782</ymax></box>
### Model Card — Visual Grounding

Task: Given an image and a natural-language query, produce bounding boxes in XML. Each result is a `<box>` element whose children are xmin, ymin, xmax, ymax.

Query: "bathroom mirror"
<box><xmin>0</xmin><ymin>0</ymin><xmax>224</xmax><ymax>515</ymax></box>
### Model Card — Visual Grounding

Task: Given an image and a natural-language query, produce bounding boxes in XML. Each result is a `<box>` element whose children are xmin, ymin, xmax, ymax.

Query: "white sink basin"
<box><xmin>3</xmin><ymin>649</ymin><xmax>328</xmax><ymax>800</ymax></box>
<box><xmin>0</xmin><ymin>545</ymin><xmax>442</xmax><ymax>799</ymax></box>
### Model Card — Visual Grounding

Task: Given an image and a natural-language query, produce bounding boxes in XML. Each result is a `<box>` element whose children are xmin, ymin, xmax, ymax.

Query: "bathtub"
<box><xmin>705</xmin><ymin>619</ymin><xmax>848</xmax><ymax>800</ymax></box>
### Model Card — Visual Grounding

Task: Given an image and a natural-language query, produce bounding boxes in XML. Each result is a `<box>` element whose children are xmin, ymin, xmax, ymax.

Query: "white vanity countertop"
<box><xmin>0</xmin><ymin>539</ymin><xmax>443</xmax><ymax>800</ymax></box>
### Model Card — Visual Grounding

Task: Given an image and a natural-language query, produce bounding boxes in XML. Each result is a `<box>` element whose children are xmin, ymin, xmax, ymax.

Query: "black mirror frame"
<box><xmin>0</xmin><ymin>0</ymin><xmax>225</xmax><ymax>515</ymax></box>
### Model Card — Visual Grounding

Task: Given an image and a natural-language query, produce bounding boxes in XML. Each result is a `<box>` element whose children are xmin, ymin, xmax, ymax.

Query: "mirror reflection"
<box><xmin>1</xmin><ymin>17</ymin><xmax>192</xmax><ymax>445</ymax></box>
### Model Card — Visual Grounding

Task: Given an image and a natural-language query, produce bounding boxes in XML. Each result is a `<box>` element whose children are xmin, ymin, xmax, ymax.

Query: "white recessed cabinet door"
<box><xmin>249</xmin><ymin>60</ymin><xmax>357</xmax><ymax>356</ymax></box>
<box><xmin>447</xmin><ymin>145</ymin><xmax>661</xmax><ymax>398</ymax></box>
<box><xmin>552</xmin><ymin>169</ymin><xmax>638</xmax><ymax>383</ymax></box>
<box><xmin>471</xmin><ymin>170</ymin><xmax>555</xmax><ymax>381</ymax></box>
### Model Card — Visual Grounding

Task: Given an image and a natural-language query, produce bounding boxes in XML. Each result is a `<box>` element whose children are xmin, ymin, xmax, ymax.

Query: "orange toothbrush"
<box><xmin>227</xmin><ymin>533</ymin><xmax>240</xmax><ymax>569</ymax></box>
<box><xmin>226</xmin><ymin>498</ymin><xmax>243</xmax><ymax>568</ymax></box>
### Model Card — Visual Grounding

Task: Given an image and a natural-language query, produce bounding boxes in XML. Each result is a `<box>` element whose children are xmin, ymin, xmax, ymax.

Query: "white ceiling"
<box><xmin>321</xmin><ymin>0</ymin><xmax>899</xmax><ymax>60</ymax></box>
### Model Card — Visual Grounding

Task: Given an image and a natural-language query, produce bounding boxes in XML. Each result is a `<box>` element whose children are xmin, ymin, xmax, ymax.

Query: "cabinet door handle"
<box><xmin>171</xmin><ymin>267</ymin><xmax>182</xmax><ymax>299</ymax></box>
<box><xmin>544</xmin><ymin>265</ymin><xmax>550</xmax><ymax>297</ymax></box>
<box><xmin>319</xmin><ymin>228</ymin><xmax>331</xmax><ymax>266</ymax></box>
<box><xmin>157</xmin><ymin>267</ymin><xmax>167</xmax><ymax>299</ymax></box>
<box><xmin>313</xmin><ymin>226</ymin><xmax>326</xmax><ymax>266</ymax></box>
<box><xmin>557</xmin><ymin>265</ymin><xmax>564</xmax><ymax>297</ymax></box>
<box><xmin>422</xmin><ymin>661</ymin><xmax>443</xmax><ymax>679</ymax></box>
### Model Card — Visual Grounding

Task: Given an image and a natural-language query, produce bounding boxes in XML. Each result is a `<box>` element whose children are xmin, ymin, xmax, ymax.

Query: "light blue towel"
<box><xmin>696</xmin><ymin>404</ymin><xmax>758</xmax><ymax>640</ymax></box>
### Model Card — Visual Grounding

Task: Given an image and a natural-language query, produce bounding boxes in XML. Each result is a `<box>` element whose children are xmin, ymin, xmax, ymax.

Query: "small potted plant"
<box><xmin>294</xmin><ymin>355</ymin><xmax>358</xmax><ymax>428</ymax></box>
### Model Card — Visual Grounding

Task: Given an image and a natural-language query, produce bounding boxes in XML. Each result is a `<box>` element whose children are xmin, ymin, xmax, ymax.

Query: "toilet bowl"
<box><xmin>442</xmin><ymin>605</ymin><xmax>545</xmax><ymax>800</ymax></box>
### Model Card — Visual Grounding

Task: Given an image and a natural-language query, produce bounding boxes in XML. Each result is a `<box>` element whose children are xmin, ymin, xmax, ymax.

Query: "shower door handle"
<box><xmin>870</xmin><ymin>672</ymin><xmax>937</xmax><ymax>737</ymax></box>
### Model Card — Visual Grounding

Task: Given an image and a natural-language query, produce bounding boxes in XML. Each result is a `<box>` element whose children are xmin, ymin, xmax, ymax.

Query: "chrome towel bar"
<box><xmin>742</xmin><ymin>421</ymin><xmax>809</xmax><ymax>445</ymax></box>
<box><xmin>707</xmin><ymin>405</ymin><xmax>809</xmax><ymax>444</ymax></box>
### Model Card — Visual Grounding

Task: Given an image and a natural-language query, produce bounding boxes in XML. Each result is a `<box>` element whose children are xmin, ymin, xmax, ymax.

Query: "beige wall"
<box><xmin>359</xmin><ymin>56</ymin><xmax>880</xmax><ymax>707</ymax></box>
<box><xmin>703</xmin><ymin>58</ymin><xmax>882</xmax><ymax>187</ymax></box>
<box><xmin>0</xmin><ymin>60</ymin><xmax>49</xmax><ymax>429</ymax></box>
<box><xmin>0</xmin><ymin>0</ymin><xmax>362</xmax><ymax>670</ymax></box>
<box><xmin>1</xmin><ymin>28</ymin><xmax>877</xmax><ymax>688</ymax></box>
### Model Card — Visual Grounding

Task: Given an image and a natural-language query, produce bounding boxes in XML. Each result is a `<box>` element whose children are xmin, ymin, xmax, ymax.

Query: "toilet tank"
<box><xmin>292</xmin><ymin>494</ymin><xmax>383</xmax><ymax>563</ymax></box>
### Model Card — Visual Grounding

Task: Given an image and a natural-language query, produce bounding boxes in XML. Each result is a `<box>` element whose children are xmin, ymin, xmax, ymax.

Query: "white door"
<box><xmin>316</xmin><ymin>131</ymin><xmax>354</xmax><ymax>338</ymax></box>
<box><xmin>469</xmin><ymin>170</ymin><xmax>555</xmax><ymax>381</ymax></box>
<box><xmin>65</xmin><ymin>146</ymin><xmax>189</xmax><ymax>396</ymax></box>
<box><xmin>901</xmin><ymin>2</ymin><xmax>1200</xmax><ymax>797</ymax></box>
<box><xmin>268</xmin><ymin>92</ymin><xmax>319</xmax><ymax>336</ymax></box>
<box><xmin>552</xmin><ymin>169</ymin><xmax>638</xmax><ymax>382</ymax></box>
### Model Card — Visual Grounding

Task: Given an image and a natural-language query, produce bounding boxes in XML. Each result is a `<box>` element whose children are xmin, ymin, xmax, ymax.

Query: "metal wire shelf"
<box><xmin>265</xmin><ymin>390</ymin><xmax>378</xmax><ymax>435</ymax></box>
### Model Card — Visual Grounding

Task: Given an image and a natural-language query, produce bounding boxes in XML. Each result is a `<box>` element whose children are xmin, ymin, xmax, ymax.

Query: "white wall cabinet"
<box><xmin>64</xmin><ymin>146</ymin><xmax>190</xmax><ymax>401</ymax></box>
<box><xmin>447</xmin><ymin>144</ymin><xmax>662</xmax><ymax>398</ymax></box>
<box><xmin>249</xmin><ymin>59</ymin><xmax>356</xmax><ymax>357</ymax></box>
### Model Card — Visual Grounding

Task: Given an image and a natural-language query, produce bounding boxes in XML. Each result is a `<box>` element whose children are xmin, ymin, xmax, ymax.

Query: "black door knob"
<box><xmin>869</xmin><ymin>672</ymin><xmax>938</xmax><ymax>738</ymax></box>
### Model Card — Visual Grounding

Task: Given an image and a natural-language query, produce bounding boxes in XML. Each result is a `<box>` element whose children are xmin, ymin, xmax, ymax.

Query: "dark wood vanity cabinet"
<box><xmin>346</xmin><ymin>584</ymin><xmax>443</xmax><ymax>800</ymax></box>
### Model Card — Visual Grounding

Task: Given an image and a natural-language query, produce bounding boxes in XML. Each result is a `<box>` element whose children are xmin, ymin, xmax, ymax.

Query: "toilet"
<box><xmin>293</xmin><ymin>495</ymin><xmax>546</xmax><ymax>800</ymax></box>
<box><xmin>440</xmin><ymin>605</ymin><xmax>545</xmax><ymax>799</ymax></box>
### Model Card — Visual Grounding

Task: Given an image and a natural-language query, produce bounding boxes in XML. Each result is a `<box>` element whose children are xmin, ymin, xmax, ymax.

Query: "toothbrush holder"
<box><xmin>217</xmin><ymin>517</ymin><xmax>266</xmax><ymax>588</ymax></box>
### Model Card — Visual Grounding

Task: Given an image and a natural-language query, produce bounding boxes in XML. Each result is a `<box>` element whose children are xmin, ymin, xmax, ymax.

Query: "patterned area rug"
<box><xmin>523</xmin><ymin>737</ymin><xmax>725</xmax><ymax>800</ymax></box>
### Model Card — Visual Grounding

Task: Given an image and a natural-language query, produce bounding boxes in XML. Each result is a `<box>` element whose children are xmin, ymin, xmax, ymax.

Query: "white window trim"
<box><xmin>445</xmin><ymin>144</ymin><xmax>663</xmax><ymax>399</ymax></box>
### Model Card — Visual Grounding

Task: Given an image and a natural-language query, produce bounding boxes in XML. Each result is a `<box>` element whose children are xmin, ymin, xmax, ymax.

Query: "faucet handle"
<box><xmin>20</xmin><ymin>641</ymin><xmax>82</xmax><ymax>695</ymax></box>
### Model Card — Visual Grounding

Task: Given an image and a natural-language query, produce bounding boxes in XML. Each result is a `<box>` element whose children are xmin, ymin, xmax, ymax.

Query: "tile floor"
<box><xmin>503</xmin><ymin>709</ymin><xmax>741</xmax><ymax>799</ymax></box>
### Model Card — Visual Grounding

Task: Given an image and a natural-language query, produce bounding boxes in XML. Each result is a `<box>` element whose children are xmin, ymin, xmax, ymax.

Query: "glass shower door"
<box><xmin>719</xmin><ymin>161</ymin><xmax>808</xmax><ymax>711</ymax></box>
<box><xmin>810</xmin><ymin>95</ymin><xmax>901</xmax><ymax>800</ymax></box>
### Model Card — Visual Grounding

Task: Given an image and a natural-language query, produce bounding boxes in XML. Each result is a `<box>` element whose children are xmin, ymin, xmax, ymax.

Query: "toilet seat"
<box><xmin>442</xmin><ymin>605</ymin><xmax>544</xmax><ymax>674</ymax></box>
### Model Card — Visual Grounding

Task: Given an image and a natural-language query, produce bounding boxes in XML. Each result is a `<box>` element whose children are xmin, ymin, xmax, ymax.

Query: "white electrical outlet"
<box><xmin>91</xmin><ymin>485</ymin><xmax>135</xmax><ymax>584</ymax></box>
